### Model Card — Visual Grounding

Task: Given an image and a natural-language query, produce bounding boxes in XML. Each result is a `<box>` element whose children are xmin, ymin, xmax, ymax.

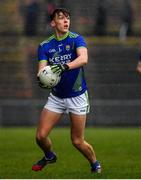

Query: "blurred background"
<box><xmin>0</xmin><ymin>0</ymin><xmax>141</xmax><ymax>127</ymax></box>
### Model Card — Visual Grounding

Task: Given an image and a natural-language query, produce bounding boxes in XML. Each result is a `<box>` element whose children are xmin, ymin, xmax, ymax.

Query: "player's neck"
<box><xmin>55</xmin><ymin>31</ymin><xmax>69</xmax><ymax>41</ymax></box>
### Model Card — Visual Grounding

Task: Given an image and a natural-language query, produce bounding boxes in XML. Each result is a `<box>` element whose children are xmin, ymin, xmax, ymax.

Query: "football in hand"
<box><xmin>38</xmin><ymin>66</ymin><xmax>61</xmax><ymax>88</ymax></box>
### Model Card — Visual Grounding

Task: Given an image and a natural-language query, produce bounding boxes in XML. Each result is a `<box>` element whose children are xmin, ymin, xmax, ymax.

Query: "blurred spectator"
<box><xmin>44</xmin><ymin>0</ymin><xmax>56</xmax><ymax>34</ymax></box>
<box><xmin>95</xmin><ymin>0</ymin><xmax>107</xmax><ymax>36</ymax></box>
<box><xmin>119</xmin><ymin>0</ymin><xmax>133</xmax><ymax>41</ymax></box>
<box><xmin>20</xmin><ymin>0</ymin><xmax>39</xmax><ymax>36</ymax></box>
<box><xmin>59</xmin><ymin>0</ymin><xmax>67</xmax><ymax>8</ymax></box>
<box><xmin>136</xmin><ymin>53</ymin><xmax>141</xmax><ymax>74</ymax></box>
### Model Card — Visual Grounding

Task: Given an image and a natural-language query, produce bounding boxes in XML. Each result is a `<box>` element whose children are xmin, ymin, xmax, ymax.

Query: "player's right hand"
<box><xmin>37</xmin><ymin>76</ymin><xmax>47</xmax><ymax>89</ymax></box>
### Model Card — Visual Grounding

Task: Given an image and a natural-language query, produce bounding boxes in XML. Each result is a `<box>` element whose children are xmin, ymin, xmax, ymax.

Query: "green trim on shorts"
<box><xmin>85</xmin><ymin>91</ymin><xmax>90</xmax><ymax>113</ymax></box>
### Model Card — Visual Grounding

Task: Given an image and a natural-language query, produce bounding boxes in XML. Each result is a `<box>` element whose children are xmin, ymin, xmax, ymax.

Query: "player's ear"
<box><xmin>50</xmin><ymin>20</ymin><xmax>55</xmax><ymax>28</ymax></box>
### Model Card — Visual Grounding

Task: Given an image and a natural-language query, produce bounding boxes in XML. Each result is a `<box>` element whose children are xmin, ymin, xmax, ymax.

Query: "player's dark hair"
<box><xmin>50</xmin><ymin>8</ymin><xmax>70</xmax><ymax>21</ymax></box>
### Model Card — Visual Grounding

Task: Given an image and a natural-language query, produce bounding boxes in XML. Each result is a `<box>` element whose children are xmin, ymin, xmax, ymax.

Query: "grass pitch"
<box><xmin>0</xmin><ymin>127</ymin><xmax>141</xmax><ymax>179</ymax></box>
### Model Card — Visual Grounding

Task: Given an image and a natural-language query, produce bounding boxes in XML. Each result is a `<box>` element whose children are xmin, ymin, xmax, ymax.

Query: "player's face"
<box><xmin>52</xmin><ymin>12</ymin><xmax>70</xmax><ymax>34</ymax></box>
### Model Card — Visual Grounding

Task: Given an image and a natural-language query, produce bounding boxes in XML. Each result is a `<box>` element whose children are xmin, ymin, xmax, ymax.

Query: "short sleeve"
<box><xmin>38</xmin><ymin>45</ymin><xmax>48</xmax><ymax>62</ymax></box>
<box><xmin>75</xmin><ymin>35</ymin><xmax>87</xmax><ymax>49</ymax></box>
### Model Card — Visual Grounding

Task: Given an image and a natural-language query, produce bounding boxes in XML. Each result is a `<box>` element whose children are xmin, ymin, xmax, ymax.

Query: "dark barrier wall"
<box><xmin>0</xmin><ymin>37</ymin><xmax>141</xmax><ymax>126</ymax></box>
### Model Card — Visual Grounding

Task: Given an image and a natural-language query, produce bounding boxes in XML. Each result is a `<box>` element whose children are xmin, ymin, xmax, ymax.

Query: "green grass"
<box><xmin>0</xmin><ymin>127</ymin><xmax>141</xmax><ymax>179</ymax></box>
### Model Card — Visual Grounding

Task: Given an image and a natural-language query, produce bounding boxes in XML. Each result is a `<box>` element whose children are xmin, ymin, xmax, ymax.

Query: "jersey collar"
<box><xmin>55</xmin><ymin>31</ymin><xmax>69</xmax><ymax>41</ymax></box>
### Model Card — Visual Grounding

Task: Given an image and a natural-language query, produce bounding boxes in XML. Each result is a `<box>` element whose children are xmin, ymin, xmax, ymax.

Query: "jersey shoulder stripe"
<box><xmin>69</xmin><ymin>32</ymin><xmax>79</xmax><ymax>38</ymax></box>
<box><xmin>40</xmin><ymin>34</ymin><xmax>55</xmax><ymax>46</ymax></box>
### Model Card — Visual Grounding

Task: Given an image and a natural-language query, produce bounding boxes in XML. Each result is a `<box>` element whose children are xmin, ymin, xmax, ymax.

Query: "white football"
<box><xmin>38</xmin><ymin>66</ymin><xmax>61</xmax><ymax>88</ymax></box>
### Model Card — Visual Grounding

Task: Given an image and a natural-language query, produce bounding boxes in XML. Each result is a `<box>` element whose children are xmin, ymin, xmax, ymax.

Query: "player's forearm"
<box><xmin>37</xmin><ymin>61</ymin><xmax>48</xmax><ymax>76</ymax></box>
<box><xmin>137</xmin><ymin>62</ymin><xmax>141</xmax><ymax>73</ymax></box>
<box><xmin>67</xmin><ymin>54</ymin><xmax>88</xmax><ymax>69</ymax></box>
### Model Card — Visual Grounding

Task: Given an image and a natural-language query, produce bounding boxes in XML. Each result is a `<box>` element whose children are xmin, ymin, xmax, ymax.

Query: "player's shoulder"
<box><xmin>40</xmin><ymin>34</ymin><xmax>55</xmax><ymax>46</ymax></box>
<box><xmin>68</xmin><ymin>31</ymin><xmax>83</xmax><ymax>39</ymax></box>
<box><xmin>68</xmin><ymin>31</ymin><xmax>85</xmax><ymax>43</ymax></box>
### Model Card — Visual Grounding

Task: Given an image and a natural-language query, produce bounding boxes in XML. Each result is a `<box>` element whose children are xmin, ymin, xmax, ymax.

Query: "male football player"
<box><xmin>32</xmin><ymin>8</ymin><xmax>101</xmax><ymax>173</ymax></box>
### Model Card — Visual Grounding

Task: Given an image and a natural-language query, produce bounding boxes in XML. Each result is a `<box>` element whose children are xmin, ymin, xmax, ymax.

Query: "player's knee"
<box><xmin>36</xmin><ymin>132</ymin><xmax>46</xmax><ymax>144</ymax></box>
<box><xmin>72</xmin><ymin>138</ymin><xmax>83</xmax><ymax>148</ymax></box>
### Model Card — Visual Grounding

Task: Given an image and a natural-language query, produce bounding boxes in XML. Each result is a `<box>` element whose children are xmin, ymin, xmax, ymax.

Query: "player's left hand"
<box><xmin>51</xmin><ymin>64</ymin><xmax>69</xmax><ymax>75</ymax></box>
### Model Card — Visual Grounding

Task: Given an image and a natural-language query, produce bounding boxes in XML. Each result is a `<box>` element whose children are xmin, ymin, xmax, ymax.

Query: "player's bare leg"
<box><xmin>36</xmin><ymin>109</ymin><xmax>61</xmax><ymax>152</ymax></box>
<box><xmin>32</xmin><ymin>109</ymin><xmax>62</xmax><ymax>171</ymax></box>
<box><xmin>70</xmin><ymin>113</ymin><xmax>101</xmax><ymax>173</ymax></box>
